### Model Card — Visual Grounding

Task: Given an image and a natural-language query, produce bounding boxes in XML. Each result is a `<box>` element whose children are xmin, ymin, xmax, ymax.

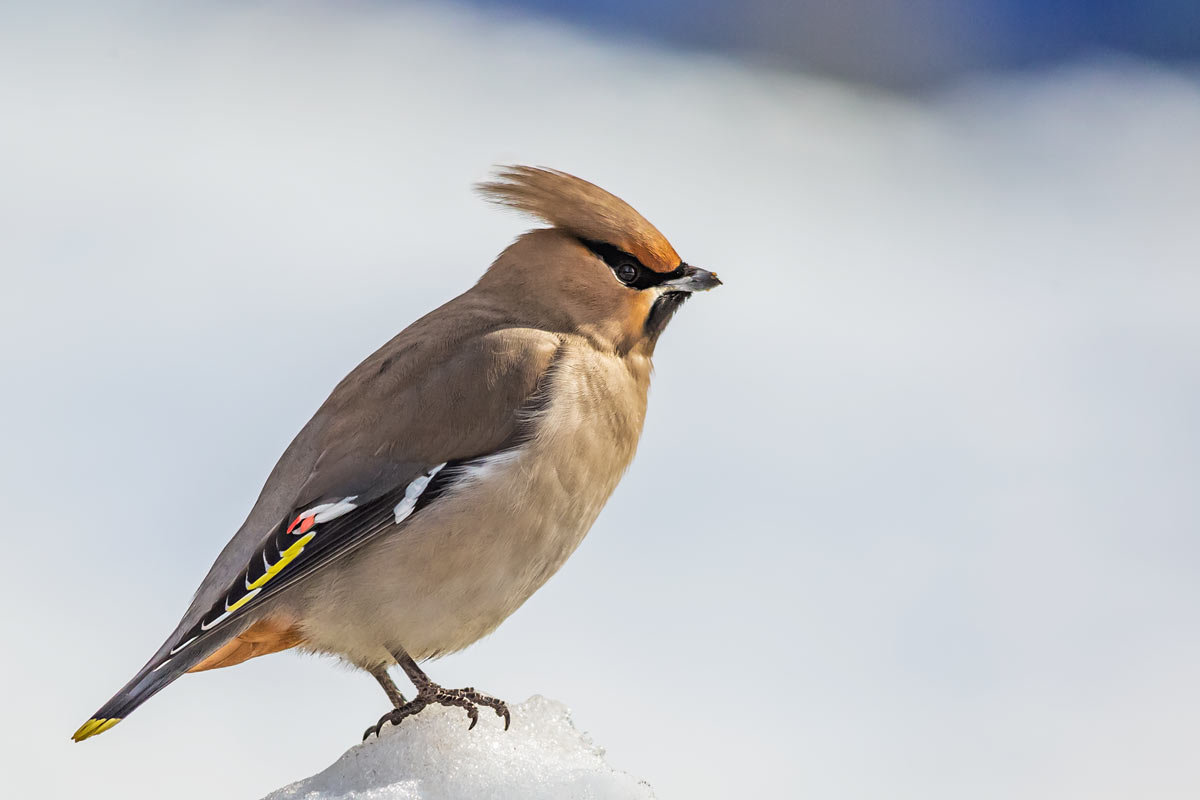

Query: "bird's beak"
<box><xmin>662</xmin><ymin>265</ymin><xmax>722</xmax><ymax>293</ymax></box>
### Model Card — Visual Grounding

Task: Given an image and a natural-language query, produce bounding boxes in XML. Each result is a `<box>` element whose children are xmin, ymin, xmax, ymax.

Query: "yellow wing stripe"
<box><xmin>72</xmin><ymin>717</ymin><xmax>121</xmax><ymax>742</ymax></box>
<box><xmin>245</xmin><ymin>531</ymin><xmax>315</xmax><ymax>592</ymax></box>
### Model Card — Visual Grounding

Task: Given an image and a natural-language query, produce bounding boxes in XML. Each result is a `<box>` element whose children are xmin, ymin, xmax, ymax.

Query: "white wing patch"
<box><xmin>394</xmin><ymin>463</ymin><xmax>447</xmax><ymax>524</ymax></box>
<box><xmin>303</xmin><ymin>497</ymin><xmax>360</xmax><ymax>524</ymax></box>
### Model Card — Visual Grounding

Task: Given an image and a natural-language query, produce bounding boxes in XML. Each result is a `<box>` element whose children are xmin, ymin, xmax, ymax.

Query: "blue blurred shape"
<box><xmin>464</xmin><ymin>0</ymin><xmax>1200</xmax><ymax>87</ymax></box>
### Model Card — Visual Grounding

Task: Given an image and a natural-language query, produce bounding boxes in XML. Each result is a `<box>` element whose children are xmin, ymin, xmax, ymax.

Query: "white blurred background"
<box><xmin>1</xmin><ymin>2</ymin><xmax>1198</xmax><ymax>798</ymax></box>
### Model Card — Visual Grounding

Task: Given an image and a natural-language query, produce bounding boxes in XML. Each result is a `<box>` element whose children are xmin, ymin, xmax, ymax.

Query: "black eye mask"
<box><xmin>580</xmin><ymin>239</ymin><xmax>687</xmax><ymax>290</ymax></box>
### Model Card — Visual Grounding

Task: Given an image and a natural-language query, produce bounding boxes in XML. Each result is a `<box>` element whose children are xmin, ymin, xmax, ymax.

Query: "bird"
<box><xmin>72</xmin><ymin>165</ymin><xmax>721</xmax><ymax>743</ymax></box>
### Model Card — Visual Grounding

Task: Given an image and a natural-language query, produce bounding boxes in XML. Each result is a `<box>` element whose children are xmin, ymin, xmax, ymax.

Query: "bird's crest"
<box><xmin>477</xmin><ymin>166</ymin><xmax>681</xmax><ymax>273</ymax></box>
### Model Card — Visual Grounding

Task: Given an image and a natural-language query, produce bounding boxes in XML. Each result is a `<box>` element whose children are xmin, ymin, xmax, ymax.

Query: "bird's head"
<box><xmin>475</xmin><ymin>166</ymin><xmax>720</xmax><ymax>356</ymax></box>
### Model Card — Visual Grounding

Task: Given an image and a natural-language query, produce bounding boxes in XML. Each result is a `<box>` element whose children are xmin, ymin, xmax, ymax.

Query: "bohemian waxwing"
<box><xmin>73</xmin><ymin>166</ymin><xmax>721</xmax><ymax>743</ymax></box>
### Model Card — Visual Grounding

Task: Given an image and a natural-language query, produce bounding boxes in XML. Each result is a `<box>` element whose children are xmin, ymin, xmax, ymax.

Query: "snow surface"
<box><xmin>261</xmin><ymin>696</ymin><xmax>654</xmax><ymax>800</ymax></box>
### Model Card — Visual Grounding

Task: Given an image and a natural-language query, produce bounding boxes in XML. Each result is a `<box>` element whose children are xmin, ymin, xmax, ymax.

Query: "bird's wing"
<box><xmin>76</xmin><ymin>297</ymin><xmax>561</xmax><ymax>736</ymax></box>
<box><xmin>172</xmin><ymin>307</ymin><xmax>563</xmax><ymax>661</ymax></box>
<box><xmin>165</xmin><ymin>466</ymin><xmax>442</xmax><ymax>663</ymax></box>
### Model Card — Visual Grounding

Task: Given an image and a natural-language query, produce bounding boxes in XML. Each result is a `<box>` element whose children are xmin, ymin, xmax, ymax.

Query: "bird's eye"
<box><xmin>616</xmin><ymin>263</ymin><xmax>638</xmax><ymax>285</ymax></box>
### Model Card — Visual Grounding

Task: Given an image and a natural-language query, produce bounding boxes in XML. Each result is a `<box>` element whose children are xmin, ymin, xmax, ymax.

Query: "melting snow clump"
<box><xmin>261</xmin><ymin>695</ymin><xmax>654</xmax><ymax>800</ymax></box>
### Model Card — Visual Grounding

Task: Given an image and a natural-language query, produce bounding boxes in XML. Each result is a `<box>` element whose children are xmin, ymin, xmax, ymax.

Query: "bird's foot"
<box><xmin>362</xmin><ymin>685</ymin><xmax>510</xmax><ymax>740</ymax></box>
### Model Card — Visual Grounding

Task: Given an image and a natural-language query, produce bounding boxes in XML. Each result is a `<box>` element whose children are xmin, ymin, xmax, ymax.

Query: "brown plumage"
<box><xmin>73</xmin><ymin>166</ymin><xmax>720</xmax><ymax>743</ymax></box>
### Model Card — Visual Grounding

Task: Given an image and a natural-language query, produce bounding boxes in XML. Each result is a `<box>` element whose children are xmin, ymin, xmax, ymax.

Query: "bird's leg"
<box><xmin>362</xmin><ymin>666</ymin><xmax>410</xmax><ymax>740</ymax></box>
<box><xmin>370</xmin><ymin>665</ymin><xmax>407</xmax><ymax>708</ymax></box>
<box><xmin>362</xmin><ymin>647</ymin><xmax>510</xmax><ymax>740</ymax></box>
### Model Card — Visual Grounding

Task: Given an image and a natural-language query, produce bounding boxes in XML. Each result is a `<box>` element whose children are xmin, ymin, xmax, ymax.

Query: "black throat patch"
<box><xmin>645</xmin><ymin>291</ymin><xmax>690</xmax><ymax>338</ymax></box>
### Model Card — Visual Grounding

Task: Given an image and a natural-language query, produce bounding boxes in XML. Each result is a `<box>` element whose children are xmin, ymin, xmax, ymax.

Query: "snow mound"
<box><xmin>261</xmin><ymin>696</ymin><xmax>654</xmax><ymax>800</ymax></box>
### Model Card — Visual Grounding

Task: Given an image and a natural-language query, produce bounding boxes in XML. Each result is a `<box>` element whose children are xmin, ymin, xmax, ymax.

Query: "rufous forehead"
<box><xmin>626</xmin><ymin>241</ymin><xmax>682</xmax><ymax>273</ymax></box>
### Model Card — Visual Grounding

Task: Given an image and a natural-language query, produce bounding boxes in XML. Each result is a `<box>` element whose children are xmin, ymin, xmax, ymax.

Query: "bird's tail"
<box><xmin>72</xmin><ymin>628</ymin><xmax>233</xmax><ymax>742</ymax></box>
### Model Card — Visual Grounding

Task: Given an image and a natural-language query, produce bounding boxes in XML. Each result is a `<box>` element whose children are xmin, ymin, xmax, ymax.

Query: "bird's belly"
<box><xmin>296</xmin><ymin>347</ymin><xmax>648</xmax><ymax>666</ymax></box>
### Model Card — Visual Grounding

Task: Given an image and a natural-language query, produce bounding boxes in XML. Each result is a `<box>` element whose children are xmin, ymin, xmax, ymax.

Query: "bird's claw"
<box><xmin>361</xmin><ymin>685</ymin><xmax>509</xmax><ymax>740</ymax></box>
<box><xmin>457</xmin><ymin>686</ymin><xmax>510</xmax><ymax>730</ymax></box>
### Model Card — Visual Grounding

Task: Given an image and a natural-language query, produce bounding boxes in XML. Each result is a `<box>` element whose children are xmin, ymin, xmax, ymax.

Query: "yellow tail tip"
<box><xmin>72</xmin><ymin>717</ymin><xmax>121</xmax><ymax>742</ymax></box>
